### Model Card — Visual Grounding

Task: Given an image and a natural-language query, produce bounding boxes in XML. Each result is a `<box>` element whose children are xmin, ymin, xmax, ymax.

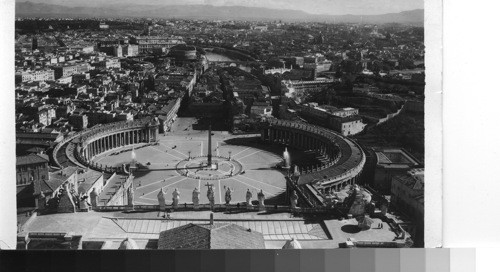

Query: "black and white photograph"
<box><xmin>3</xmin><ymin>0</ymin><xmax>436</xmax><ymax>251</ymax></box>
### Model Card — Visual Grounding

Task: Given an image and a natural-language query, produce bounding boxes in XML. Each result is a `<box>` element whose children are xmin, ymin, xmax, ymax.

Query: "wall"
<box><xmin>16</xmin><ymin>162</ymin><xmax>49</xmax><ymax>187</ymax></box>
<box><xmin>105</xmin><ymin>174</ymin><xmax>133</xmax><ymax>206</ymax></box>
<box><xmin>374</xmin><ymin>102</ymin><xmax>406</xmax><ymax>126</ymax></box>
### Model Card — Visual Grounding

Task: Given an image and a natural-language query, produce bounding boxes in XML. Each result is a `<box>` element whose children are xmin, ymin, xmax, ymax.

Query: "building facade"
<box><xmin>16</xmin><ymin>154</ymin><xmax>50</xmax><ymax>188</ymax></box>
<box><xmin>373</xmin><ymin>148</ymin><xmax>422</xmax><ymax>194</ymax></box>
<box><xmin>52</xmin><ymin>62</ymin><xmax>91</xmax><ymax>79</ymax></box>
<box><xmin>15</xmin><ymin>69</ymin><xmax>55</xmax><ymax>83</ymax></box>
<box><xmin>391</xmin><ymin>168</ymin><xmax>424</xmax><ymax>246</ymax></box>
<box><xmin>129</xmin><ymin>36</ymin><xmax>185</xmax><ymax>54</ymax></box>
<box><xmin>299</xmin><ymin>104</ymin><xmax>366</xmax><ymax>136</ymax></box>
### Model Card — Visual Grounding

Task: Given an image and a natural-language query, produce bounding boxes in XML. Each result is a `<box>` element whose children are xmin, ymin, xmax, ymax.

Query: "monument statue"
<box><xmin>206</xmin><ymin>183</ymin><xmax>215</xmax><ymax>210</ymax></box>
<box><xmin>57</xmin><ymin>183</ymin><xmax>76</xmax><ymax>213</ymax></box>
<box><xmin>257</xmin><ymin>189</ymin><xmax>265</xmax><ymax>211</ymax></box>
<box><xmin>172</xmin><ymin>188</ymin><xmax>180</xmax><ymax>209</ymax></box>
<box><xmin>348</xmin><ymin>185</ymin><xmax>370</xmax><ymax>217</ymax></box>
<box><xmin>290</xmin><ymin>190</ymin><xmax>299</xmax><ymax>209</ymax></box>
<box><xmin>127</xmin><ymin>185</ymin><xmax>135</xmax><ymax>209</ymax></box>
<box><xmin>357</xmin><ymin>215</ymin><xmax>374</xmax><ymax>231</ymax></box>
<box><xmin>89</xmin><ymin>187</ymin><xmax>98</xmax><ymax>209</ymax></box>
<box><xmin>283</xmin><ymin>148</ymin><xmax>291</xmax><ymax>169</ymax></box>
<box><xmin>324</xmin><ymin>191</ymin><xmax>337</xmax><ymax>207</ymax></box>
<box><xmin>192</xmin><ymin>187</ymin><xmax>200</xmax><ymax>209</ymax></box>
<box><xmin>157</xmin><ymin>188</ymin><xmax>166</xmax><ymax>217</ymax></box>
<box><xmin>79</xmin><ymin>193</ymin><xmax>90</xmax><ymax>212</ymax></box>
<box><xmin>245</xmin><ymin>189</ymin><xmax>253</xmax><ymax>207</ymax></box>
<box><xmin>224</xmin><ymin>187</ymin><xmax>233</xmax><ymax>205</ymax></box>
<box><xmin>157</xmin><ymin>188</ymin><xmax>166</xmax><ymax>208</ymax></box>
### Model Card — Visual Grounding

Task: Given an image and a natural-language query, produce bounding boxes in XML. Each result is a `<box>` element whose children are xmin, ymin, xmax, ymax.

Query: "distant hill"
<box><xmin>315</xmin><ymin>10</ymin><xmax>424</xmax><ymax>25</ymax></box>
<box><xmin>16</xmin><ymin>1</ymin><xmax>423</xmax><ymax>25</ymax></box>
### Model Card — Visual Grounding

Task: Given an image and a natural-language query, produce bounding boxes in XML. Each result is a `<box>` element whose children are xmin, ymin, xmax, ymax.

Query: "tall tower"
<box><xmin>207</xmin><ymin>124</ymin><xmax>212</xmax><ymax>165</ymax></box>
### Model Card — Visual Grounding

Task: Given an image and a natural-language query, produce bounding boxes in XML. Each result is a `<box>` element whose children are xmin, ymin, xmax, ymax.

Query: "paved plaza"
<box><xmin>92</xmin><ymin>118</ymin><xmax>291</xmax><ymax>205</ymax></box>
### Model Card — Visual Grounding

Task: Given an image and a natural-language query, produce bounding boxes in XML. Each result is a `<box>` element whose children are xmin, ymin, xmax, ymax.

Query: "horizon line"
<box><xmin>16</xmin><ymin>1</ymin><xmax>424</xmax><ymax>17</ymax></box>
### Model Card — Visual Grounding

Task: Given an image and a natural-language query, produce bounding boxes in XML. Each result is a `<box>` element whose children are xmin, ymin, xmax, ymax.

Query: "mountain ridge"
<box><xmin>16</xmin><ymin>1</ymin><xmax>424</xmax><ymax>25</ymax></box>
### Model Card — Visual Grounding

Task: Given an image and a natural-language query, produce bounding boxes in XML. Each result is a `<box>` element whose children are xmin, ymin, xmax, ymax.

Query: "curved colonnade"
<box><xmin>53</xmin><ymin>117</ymin><xmax>364</xmax><ymax>192</ymax></box>
<box><xmin>261</xmin><ymin>120</ymin><xmax>366</xmax><ymax>191</ymax></box>
<box><xmin>52</xmin><ymin>117</ymin><xmax>159</xmax><ymax>173</ymax></box>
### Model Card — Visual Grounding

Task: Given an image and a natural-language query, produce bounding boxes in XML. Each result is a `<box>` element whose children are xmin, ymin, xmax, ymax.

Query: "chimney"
<box><xmin>210</xmin><ymin>213</ymin><xmax>214</xmax><ymax>225</ymax></box>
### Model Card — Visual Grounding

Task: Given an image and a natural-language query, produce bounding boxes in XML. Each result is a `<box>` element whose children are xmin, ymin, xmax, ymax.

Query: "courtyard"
<box><xmin>92</xmin><ymin>118</ymin><xmax>294</xmax><ymax>205</ymax></box>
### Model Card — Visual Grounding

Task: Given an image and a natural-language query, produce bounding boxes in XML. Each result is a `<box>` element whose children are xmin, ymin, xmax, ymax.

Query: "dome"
<box><xmin>118</xmin><ymin>238</ymin><xmax>139</xmax><ymax>250</ymax></box>
<box><xmin>282</xmin><ymin>238</ymin><xmax>302</xmax><ymax>249</ymax></box>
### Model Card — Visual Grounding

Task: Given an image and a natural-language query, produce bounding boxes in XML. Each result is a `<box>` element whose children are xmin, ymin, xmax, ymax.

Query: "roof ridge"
<box><xmin>43</xmin><ymin>179</ymin><xmax>55</xmax><ymax>191</ymax></box>
<box><xmin>109</xmin><ymin>218</ymin><xmax>128</xmax><ymax>233</ymax></box>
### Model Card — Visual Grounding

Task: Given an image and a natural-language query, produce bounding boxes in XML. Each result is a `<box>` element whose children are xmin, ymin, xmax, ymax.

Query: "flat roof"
<box><xmin>374</xmin><ymin>148</ymin><xmax>420</xmax><ymax>166</ymax></box>
<box><xmin>20</xmin><ymin>210</ymin><xmax>399</xmax><ymax>249</ymax></box>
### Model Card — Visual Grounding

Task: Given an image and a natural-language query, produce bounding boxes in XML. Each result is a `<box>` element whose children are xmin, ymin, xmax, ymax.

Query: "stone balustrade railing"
<box><xmin>93</xmin><ymin>203</ymin><xmax>339</xmax><ymax>214</ymax></box>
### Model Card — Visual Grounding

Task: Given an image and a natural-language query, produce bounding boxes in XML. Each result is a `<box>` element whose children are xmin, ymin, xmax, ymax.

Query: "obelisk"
<box><xmin>207</xmin><ymin>124</ymin><xmax>212</xmax><ymax>166</ymax></box>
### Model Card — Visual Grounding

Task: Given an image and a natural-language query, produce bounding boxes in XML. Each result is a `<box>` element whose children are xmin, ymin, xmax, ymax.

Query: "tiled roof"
<box><xmin>158</xmin><ymin>223</ymin><xmax>211</xmax><ymax>249</ymax></box>
<box><xmin>16</xmin><ymin>154</ymin><xmax>49</xmax><ymax>166</ymax></box>
<box><xmin>40</xmin><ymin>166</ymin><xmax>79</xmax><ymax>194</ymax></box>
<box><xmin>92</xmin><ymin>218</ymin><xmax>329</xmax><ymax>241</ymax></box>
<box><xmin>157</xmin><ymin>223</ymin><xmax>265</xmax><ymax>249</ymax></box>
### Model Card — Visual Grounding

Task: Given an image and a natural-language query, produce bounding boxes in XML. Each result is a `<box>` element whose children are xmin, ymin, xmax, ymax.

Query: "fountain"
<box><xmin>130</xmin><ymin>147</ymin><xmax>137</xmax><ymax>172</ymax></box>
<box><xmin>283</xmin><ymin>147</ymin><xmax>291</xmax><ymax>169</ymax></box>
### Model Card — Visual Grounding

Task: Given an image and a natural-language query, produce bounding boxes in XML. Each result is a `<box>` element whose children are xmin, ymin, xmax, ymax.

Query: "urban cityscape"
<box><xmin>12</xmin><ymin>0</ymin><xmax>425</xmax><ymax>250</ymax></box>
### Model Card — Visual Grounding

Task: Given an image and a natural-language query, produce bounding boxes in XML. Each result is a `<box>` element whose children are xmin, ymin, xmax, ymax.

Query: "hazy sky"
<box><xmin>18</xmin><ymin>0</ymin><xmax>424</xmax><ymax>15</ymax></box>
